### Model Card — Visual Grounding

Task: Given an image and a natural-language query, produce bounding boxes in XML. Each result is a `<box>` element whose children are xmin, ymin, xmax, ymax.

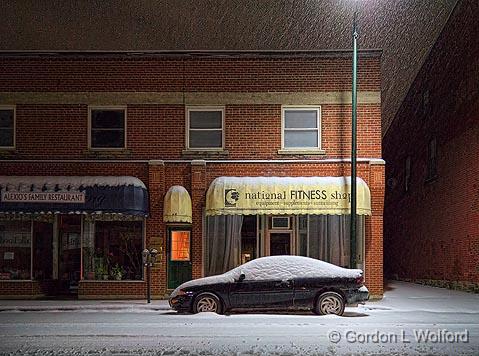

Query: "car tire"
<box><xmin>193</xmin><ymin>293</ymin><xmax>223</xmax><ymax>314</ymax></box>
<box><xmin>314</xmin><ymin>291</ymin><xmax>345</xmax><ymax>316</ymax></box>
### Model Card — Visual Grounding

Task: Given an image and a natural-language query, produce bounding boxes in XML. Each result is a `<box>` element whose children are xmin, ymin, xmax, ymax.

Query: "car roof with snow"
<box><xmin>232</xmin><ymin>255</ymin><xmax>362</xmax><ymax>281</ymax></box>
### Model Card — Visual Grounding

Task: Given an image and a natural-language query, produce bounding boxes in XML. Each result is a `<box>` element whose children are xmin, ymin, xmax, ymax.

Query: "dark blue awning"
<box><xmin>0</xmin><ymin>176</ymin><xmax>149</xmax><ymax>216</ymax></box>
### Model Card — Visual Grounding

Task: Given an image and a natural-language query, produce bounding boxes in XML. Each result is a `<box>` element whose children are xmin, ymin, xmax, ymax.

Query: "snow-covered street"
<box><xmin>0</xmin><ymin>281</ymin><xmax>478</xmax><ymax>355</ymax></box>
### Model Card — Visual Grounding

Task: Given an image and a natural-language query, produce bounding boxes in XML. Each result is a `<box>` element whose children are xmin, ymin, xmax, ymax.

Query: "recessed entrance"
<box><xmin>269</xmin><ymin>232</ymin><xmax>292</xmax><ymax>255</ymax></box>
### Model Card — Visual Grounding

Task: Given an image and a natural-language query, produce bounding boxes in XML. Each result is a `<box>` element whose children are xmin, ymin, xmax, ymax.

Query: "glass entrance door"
<box><xmin>167</xmin><ymin>228</ymin><xmax>192</xmax><ymax>289</ymax></box>
<box><xmin>269</xmin><ymin>232</ymin><xmax>292</xmax><ymax>255</ymax></box>
<box><xmin>58</xmin><ymin>215</ymin><xmax>81</xmax><ymax>295</ymax></box>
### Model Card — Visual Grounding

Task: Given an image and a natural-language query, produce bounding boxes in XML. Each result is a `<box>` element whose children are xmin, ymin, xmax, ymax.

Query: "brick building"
<box><xmin>383</xmin><ymin>0</ymin><xmax>479</xmax><ymax>291</ymax></box>
<box><xmin>0</xmin><ymin>51</ymin><xmax>385</xmax><ymax>299</ymax></box>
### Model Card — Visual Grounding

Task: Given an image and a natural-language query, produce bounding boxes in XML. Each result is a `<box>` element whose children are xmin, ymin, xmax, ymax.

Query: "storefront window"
<box><xmin>205</xmin><ymin>215</ymin><xmax>243</xmax><ymax>276</ymax></box>
<box><xmin>0</xmin><ymin>220</ymin><xmax>31</xmax><ymax>280</ymax></box>
<box><xmin>298</xmin><ymin>215</ymin><xmax>365</xmax><ymax>268</ymax></box>
<box><xmin>204</xmin><ymin>214</ymin><xmax>365</xmax><ymax>276</ymax></box>
<box><xmin>83</xmin><ymin>220</ymin><xmax>143</xmax><ymax>281</ymax></box>
<box><xmin>240</xmin><ymin>216</ymin><xmax>257</xmax><ymax>264</ymax></box>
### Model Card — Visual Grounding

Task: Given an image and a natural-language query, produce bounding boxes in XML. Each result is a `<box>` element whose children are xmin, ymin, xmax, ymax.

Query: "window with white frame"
<box><xmin>186</xmin><ymin>107</ymin><xmax>224</xmax><ymax>150</ymax></box>
<box><xmin>0</xmin><ymin>107</ymin><xmax>15</xmax><ymax>148</ymax></box>
<box><xmin>282</xmin><ymin>106</ymin><xmax>321</xmax><ymax>149</ymax></box>
<box><xmin>89</xmin><ymin>107</ymin><xmax>126</xmax><ymax>149</ymax></box>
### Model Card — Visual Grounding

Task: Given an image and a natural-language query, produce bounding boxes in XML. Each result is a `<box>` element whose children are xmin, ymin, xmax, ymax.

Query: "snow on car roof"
<box><xmin>171</xmin><ymin>256</ymin><xmax>362</xmax><ymax>297</ymax></box>
<box><xmin>236</xmin><ymin>255</ymin><xmax>362</xmax><ymax>280</ymax></box>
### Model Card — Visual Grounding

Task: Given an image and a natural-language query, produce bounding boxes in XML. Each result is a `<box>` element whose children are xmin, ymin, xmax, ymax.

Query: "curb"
<box><xmin>0</xmin><ymin>304</ymin><xmax>172</xmax><ymax>313</ymax></box>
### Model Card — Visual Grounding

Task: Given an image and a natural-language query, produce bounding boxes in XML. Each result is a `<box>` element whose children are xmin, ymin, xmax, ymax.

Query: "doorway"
<box><xmin>268</xmin><ymin>232</ymin><xmax>292</xmax><ymax>255</ymax></box>
<box><xmin>58</xmin><ymin>215</ymin><xmax>81</xmax><ymax>295</ymax></box>
<box><xmin>167</xmin><ymin>228</ymin><xmax>192</xmax><ymax>290</ymax></box>
<box><xmin>264</xmin><ymin>216</ymin><xmax>294</xmax><ymax>256</ymax></box>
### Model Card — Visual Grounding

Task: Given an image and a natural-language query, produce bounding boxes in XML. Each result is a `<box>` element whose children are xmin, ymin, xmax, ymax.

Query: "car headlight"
<box><xmin>176</xmin><ymin>289</ymin><xmax>187</xmax><ymax>296</ymax></box>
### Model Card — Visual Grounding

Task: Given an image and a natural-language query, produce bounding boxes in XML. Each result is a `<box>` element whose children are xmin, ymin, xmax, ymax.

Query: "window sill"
<box><xmin>80</xmin><ymin>279</ymin><xmax>144</xmax><ymax>283</ymax></box>
<box><xmin>277</xmin><ymin>149</ymin><xmax>326</xmax><ymax>155</ymax></box>
<box><xmin>182</xmin><ymin>149</ymin><xmax>229</xmax><ymax>158</ymax></box>
<box><xmin>84</xmin><ymin>149</ymin><xmax>132</xmax><ymax>158</ymax></box>
<box><xmin>0</xmin><ymin>148</ymin><xmax>18</xmax><ymax>158</ymax></box>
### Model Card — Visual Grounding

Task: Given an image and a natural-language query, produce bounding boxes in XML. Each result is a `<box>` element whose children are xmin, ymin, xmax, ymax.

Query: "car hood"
<box><xmin>170</xmin><ymin>273</ymin><xmax>236</xmax><ymax>298</ymax></box>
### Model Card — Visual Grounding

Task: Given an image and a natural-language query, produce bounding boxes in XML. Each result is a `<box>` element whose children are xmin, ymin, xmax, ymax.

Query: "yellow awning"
<box><xmin>163</xmin><ymin>186</ymin><xmax>192</xmax><ymax>223</ymax></box>
<box><xmin>206</xmin><ymin>176</ymin><xmax>371</xmax><ymax>216</ymax></box>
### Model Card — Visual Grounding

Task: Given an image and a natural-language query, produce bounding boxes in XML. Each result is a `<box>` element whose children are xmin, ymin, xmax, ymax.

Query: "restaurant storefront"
<box><xmin>0</xmin><ymin>176</ymin><xmax>148</xmax><ymax>297</ymax></box>
<box><xmin>202</xmin><ymin>176</ymin><xmax>370</xmax><ymax>278</ymax></box>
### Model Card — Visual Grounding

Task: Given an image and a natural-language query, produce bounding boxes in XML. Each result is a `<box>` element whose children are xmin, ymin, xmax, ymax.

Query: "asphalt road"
<box><xmin>0</xmin><ymin>282</ymin><xmax>478</xmax><ymax>355</ymax></box>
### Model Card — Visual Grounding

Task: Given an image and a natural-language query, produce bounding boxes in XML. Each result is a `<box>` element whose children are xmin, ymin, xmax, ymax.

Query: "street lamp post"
<box><xmin>350</xmin><ymin>3</ymin><xmax>359</xmax><ymax>269</ymax></box>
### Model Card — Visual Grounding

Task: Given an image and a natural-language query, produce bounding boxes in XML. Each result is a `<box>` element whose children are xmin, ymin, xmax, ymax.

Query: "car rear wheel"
<box><xmin>314</xmin><ymin>291</ymin><xmax>345</xmax><ymax>316</ymax></box>
<box><xmin>193</xmin><ymin>293</ymin><xmax>223</xmax><ymax>314</ymax></box>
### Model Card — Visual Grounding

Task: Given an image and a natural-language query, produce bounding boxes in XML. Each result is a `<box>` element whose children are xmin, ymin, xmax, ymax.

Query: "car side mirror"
<box><xmin>237</xmin><ymin>273</ymin><xmax>245</xmax><ymax>282</ymax></box>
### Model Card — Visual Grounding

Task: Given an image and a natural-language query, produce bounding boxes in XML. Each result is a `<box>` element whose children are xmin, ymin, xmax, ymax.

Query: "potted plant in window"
<box><xmin>111</xmin><ymin>264</ymin><xmax>125</xmax><ymax>281</ymax></box>
<box><xmin>95</xmin><ymin>264</ymin><xmax>109</xmax><ymax>280</ymax></box>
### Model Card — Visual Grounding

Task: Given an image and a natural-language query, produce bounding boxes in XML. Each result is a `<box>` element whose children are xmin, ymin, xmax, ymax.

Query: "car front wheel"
<box><xmin>314</xmin><ymin>291</ymin><xmax>345</xmax><ymax>316</ymax></box>
<box><xmin>193</xmin><ymin>293</ymin><xmax>223</xmax><ymax>314</ymax></box>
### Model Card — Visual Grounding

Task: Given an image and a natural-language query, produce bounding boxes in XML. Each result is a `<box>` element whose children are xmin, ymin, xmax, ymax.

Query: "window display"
<box><xmin>0</xmin><ymin>220</ymin><xmax>31</xmax><ymax>280</ymax></box>
<box><xmin>83</xmin><ymin>220</ymin><xmax>143</xmax><ymax>280</ymax></box>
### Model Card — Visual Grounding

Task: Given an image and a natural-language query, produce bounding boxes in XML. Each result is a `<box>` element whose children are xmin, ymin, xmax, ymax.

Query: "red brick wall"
<box><xmin>0</xmin><ymin>54</ymin><xmax>384</xmax><ymax>298</ymax></box>
<box><xmin>0</xmin><ymin>55</ymin><xmax>381</xmax><ymax>160</ymax></box>
<box><xmin>79</xmin><ymin>281</ymin><xmax>146</xmax><ymax>299</ymax></box>
<box><xmin>383</xmin><ymin>0</ymin><xmax>479</xmax><ymax>288</ymax></box>
<box><xmin>0</xmin><ymin>57</ymin><xmax>380</xmax><ymax>92</ymax></box>
<box><xmin>1</xmin><ymin>103</ymin><xmax>381</xmax><ymax>160</ymax></box>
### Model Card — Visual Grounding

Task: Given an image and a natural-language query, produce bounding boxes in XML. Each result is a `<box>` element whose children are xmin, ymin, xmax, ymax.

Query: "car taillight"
<box><xmin>355</xmin><ymin>275</ymin><xmax>364</xmax><ymax>285</ymax></box>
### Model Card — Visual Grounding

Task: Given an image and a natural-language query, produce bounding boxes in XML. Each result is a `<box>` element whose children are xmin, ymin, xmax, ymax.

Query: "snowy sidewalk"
<box><xmin>0</xmin><ymin>299</ymin><xmax>171</xmax><ymax>312</ymax></box>
<box><xmin>1</xmin><ymin>281</ymin><xmax>478</xmax><ymax>313</ymax></box>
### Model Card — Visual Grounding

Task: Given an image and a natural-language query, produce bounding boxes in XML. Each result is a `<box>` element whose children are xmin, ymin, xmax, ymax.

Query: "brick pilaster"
<box><xmin>190</xmin><ymin>160</ymin><xmax>207</xmax><ymax>279</ymax></box>
<box><xmin>366</xmin><ymin>161</ymin><xmax>385</xmax><ymax>297</ymax></box>
<box><xmin>147</xmin><ymin>160</ymin><xmax>166</xmax><ymax>296</ymax></box>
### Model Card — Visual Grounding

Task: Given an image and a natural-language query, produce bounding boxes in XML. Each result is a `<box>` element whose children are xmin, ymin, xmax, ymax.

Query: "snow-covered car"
<box><xmin>169</xmin><ymin>255</ymin><xmax>368</xmax><ymax>316</ymax></box>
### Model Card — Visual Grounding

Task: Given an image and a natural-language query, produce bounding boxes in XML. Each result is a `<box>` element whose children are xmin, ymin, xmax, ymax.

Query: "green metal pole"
<box><xmin>350</xmin><ymin>6</ymin><xmax>358</xmax><ymax>269</ymax></box>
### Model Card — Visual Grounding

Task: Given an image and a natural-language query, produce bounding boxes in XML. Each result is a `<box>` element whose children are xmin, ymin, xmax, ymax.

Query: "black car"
<box><xmin>169</xmin><ymin>255</ymin><xmax>368</xmax><ymax>316</ymax></box>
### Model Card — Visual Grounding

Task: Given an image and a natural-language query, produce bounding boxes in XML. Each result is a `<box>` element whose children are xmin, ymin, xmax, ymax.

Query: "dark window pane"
<box><xmin>0</xmin><ymin>129</ymin><xmax>14</xmax><ymax>146</ymax></box>
<box><xmin>90</xmin><ymin>221</ymin><xmax>143</xmax><ymax>280</ymax></box>
<box><xmin>0</xmin><ymin>110</ymin><xmax>14</xmax><ymax>128</ymax></box>
<box><xmin>91</xmin><ymin>110</ymin><xmax>125</xmax><ymax>129</ymax></box>
<box><xmin>284</xmin><ymin>131</ymin><xmax>318</xmax><ymax>148</ymax></box>
<box><xmin>0</xmin><ymin>220</ymin><xmax>31</xmax><ymax>280</ymax></box>
<box><xmin>92</xmin><ymin>130</ymin><xmax>125</xmax><ymax>148</ymax></box>
<box><xmin>189</xmin><ymin>130</ymin><xmax>222</xmax><ymax>148</ymax></box>
<box><xmin>284</xmin><ymin>110</ymin><xmax>317</xmax><ymax>128</ymax></box>
<box><xmin>189</xmin><ymin>111</ymin><xmax>222</xmax><ymax>129</ymax></box>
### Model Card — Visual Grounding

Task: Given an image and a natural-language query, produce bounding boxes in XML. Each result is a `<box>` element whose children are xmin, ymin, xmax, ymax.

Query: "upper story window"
<box><xmin>186</xmin><ymin>106</ymin><xmax>224</xmax><ymax>150</ymax></box>
<box><xmin>282</xmin><ymin>106</ymin><xmax>321</xmax><ymax>150</ymax></box>
<box><xmin>0</xmin><ymin>106</ymin><xmax>15</xmax><ymax>148</ymax></box>
<box><xmin>89</xmin><ymin>107</ymin><xmax>126</xmax><ymax>149</ymax></box>
<box><xmin>426</xmin><ymin>137</ymin><xmax>438</xmax><ymax>181</ymax></box>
